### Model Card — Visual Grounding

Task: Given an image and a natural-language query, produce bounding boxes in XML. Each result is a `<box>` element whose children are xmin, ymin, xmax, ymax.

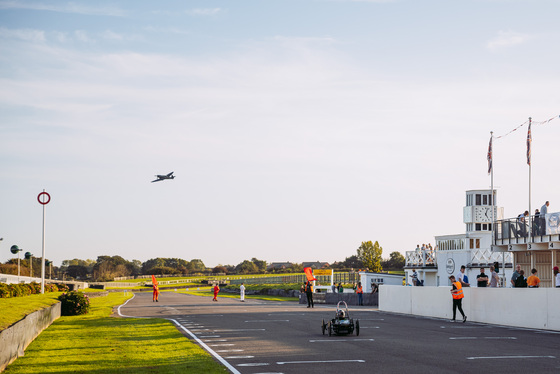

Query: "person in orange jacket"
<box><xmin>356</xmin><ymin>282</ymin><xmax>363</xmax><ymax>305</ymax></box>
<box><xmin>152</xmin><ymin>283</ymin><xmax>159</xmax><ymax>302</ymax></box>
<box><xmin>213</xmin><ymin>284</ymin><xmax>220</xmax><ymax>301</ymax></box>
<box><xmin>449</xmin><ymin>275</ymin><xmax>466</xmax><ymax>323</ymax></box>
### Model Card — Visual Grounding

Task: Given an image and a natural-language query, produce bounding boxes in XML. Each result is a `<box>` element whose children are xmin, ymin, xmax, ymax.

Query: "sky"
<box><xmin>0</xmin><ymin>0</ymin><xmax>559</xmax><ymax>268</ymax></box>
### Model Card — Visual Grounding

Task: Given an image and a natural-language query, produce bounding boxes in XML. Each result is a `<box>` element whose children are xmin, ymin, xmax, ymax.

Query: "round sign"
<box><xmin>37</xmin><ymin>192</ymin><xmax>51</xmax><ymax>205</ymax></box>
<box><xmin>10</xmin><ymin>245</ymin><xmax>20</xmax><ymax>254</ymax></box>
<box><xmin>446</xmin><ymin>258</ymin><xmax>455</xmax><ymax>274</ymax></box>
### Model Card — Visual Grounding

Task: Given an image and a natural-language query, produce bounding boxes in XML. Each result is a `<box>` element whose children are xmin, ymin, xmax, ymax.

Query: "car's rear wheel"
<box><xmin>356</xmin><ymin>320</ymin><xmax>360</xmax><ymax>336</ymax></box>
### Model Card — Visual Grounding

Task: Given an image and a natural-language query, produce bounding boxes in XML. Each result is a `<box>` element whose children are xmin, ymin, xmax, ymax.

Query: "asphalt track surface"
<box><xmin>118</xmin><ymin>292</ymin><xmax>560</xmax><ymax>374</ymax></box>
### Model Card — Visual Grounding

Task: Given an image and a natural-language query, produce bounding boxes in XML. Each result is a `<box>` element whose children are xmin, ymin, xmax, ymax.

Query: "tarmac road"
<box><xmin>118</xmin><ymin>292</ymin><xmax>560</xmax><ymax>374</ymax></box>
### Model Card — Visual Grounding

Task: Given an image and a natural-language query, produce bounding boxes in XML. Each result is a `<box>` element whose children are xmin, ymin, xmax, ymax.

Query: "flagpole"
<box><xmin>490</xmin><ymin>131</ymin><xmax>494</xmax><ymax>247</ymax></box>
<box><xmin>528</xmin><ymin>117</ymin><xmax>532</xmax><ymax>242</ymax></box>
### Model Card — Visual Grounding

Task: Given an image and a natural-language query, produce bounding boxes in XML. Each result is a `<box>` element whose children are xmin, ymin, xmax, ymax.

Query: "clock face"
<box><xmin>474</xmin><ymin>206</ymin><xmax>492</xmax><ymax>222</ymax></box>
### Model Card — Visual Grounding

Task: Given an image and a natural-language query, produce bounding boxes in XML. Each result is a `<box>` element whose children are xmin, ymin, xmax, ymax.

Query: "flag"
<box><xmin>303</xmin><ymin>267</ymin><xmax>317</xmax><ymax>281</ymax></box>
<box><xmin>487</xmin><ymin>136</ymin><xmax>492</xmax><ymax>175</ymax></box>
<box><xmin>151</xmin><ymin>274</ymin><xmax>158</xmax><ymax>286</ymax></box>
<box><xmin>526</xmin><ymin>121</ymin><xmax>532</xmax><ymax>165</ymax></box>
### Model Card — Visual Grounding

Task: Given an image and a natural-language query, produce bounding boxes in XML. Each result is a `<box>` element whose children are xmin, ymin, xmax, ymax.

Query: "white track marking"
<box><xmin>467</xmin><ymin>356</ymin><xmax>555</xmax><ymax>360</ymax></box>
<box><xmin>237</xmin><ymin>363</ymin><xmax>270</xmax><ymax>367</ymax></box>
<box><xmin>223</xmin><ymin>356</ymin><xmax>255</xmax><ymax>359</ymax></box>
<box><xmin>245</xmin><ymin>320</ymin><xmax>289</xmax><ymax>323</ymax></box>
<box><xmin>277</xmin><ymin>360</ymin><xmax>365</xmax><ymax>365</ymax></box>
<box><xmin>117</xmin><ymin>296</ymin><xmax>241</xmax><ymax>374</ymax></box>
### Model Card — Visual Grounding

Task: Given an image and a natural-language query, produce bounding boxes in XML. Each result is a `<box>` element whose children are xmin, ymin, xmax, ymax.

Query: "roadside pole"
<box><xmin>38</xmin><ymin>190</ymin><xmax>51</xmax><ymax>294</ymax></box>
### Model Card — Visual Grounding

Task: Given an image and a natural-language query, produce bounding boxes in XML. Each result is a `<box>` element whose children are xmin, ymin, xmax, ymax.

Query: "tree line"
<box><xmin>0</xmin><ymin>240</ymin><xmax>405</xmax><ymax>281</ymax></box>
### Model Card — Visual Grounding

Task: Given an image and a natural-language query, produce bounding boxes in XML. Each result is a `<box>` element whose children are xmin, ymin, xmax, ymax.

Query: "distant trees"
<box><xmin>381</xmin><ymin>251</ymin><xmax>405</xmax><ymax>271</ymax></box>
<box><xmin>357</xmin><ymin>241</ymin><xmax>383</xmax><ymax>272</ymax></box>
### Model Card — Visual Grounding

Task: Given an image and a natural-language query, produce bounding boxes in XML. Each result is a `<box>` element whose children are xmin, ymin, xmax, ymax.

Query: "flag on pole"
<box><xmin>526</xmin><ymin>121</ymin><xmax>532</xmax><ymax>165</ymax></box>
<box><xmin>487</xmin><ymin>136</ymin><xmax>492</xmax><ymax>175</ymax></box>
<box><xmin>304</xmin><ymin>267</ymin><xmax>317</xmax><ymax>281</ymax></box>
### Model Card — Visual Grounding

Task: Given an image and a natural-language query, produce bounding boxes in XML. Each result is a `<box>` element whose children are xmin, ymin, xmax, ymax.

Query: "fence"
<box><xmin>228</xmin><ymin>272</ymin><xmax>361</xmax><ymax>285</ymax></box>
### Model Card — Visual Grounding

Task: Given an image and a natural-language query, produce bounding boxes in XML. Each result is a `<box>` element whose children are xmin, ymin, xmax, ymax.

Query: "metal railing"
<box><xmin>405</xmin><ymin>250</ymin><xmax>437</xmax><ymax>267</ymax></box>
<box><xmin>494</xmin><ymin>212</ymin><xmax>560</xmax><ymax>243</ymax></box>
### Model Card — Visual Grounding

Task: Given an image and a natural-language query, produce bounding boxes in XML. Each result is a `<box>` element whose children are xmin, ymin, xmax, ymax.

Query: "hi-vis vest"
<box><xmin>452</xmin><ymin>281</ymin><xmax>464</xmax><ymax>299</ymax></box>
<box><xmin>305</xmin><ymin>283</ymin><xmax>313</xmax><ymax>292</ymax></box>
<box><xmin>357</xmin><ymin>286</ymin><xmax>363</xmax><ymax>294</ymax></box>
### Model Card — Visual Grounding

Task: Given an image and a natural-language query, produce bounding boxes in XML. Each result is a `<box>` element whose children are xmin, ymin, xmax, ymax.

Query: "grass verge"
<box><xmin>0</xmin><ymin>293</ymin><xmax>62</xmax><ymax>330</ymax></box>
<box><xmin>4</xmin><ymin>291</ymin><xmax>227</xmax><ymax>374</ymax></box>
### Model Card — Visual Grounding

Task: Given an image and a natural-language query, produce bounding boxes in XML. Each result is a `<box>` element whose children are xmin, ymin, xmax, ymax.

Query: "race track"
<box><xmin>118</xmin><ymin>292</ymin><xmax>560</xmax><ymax>374</ymax></box>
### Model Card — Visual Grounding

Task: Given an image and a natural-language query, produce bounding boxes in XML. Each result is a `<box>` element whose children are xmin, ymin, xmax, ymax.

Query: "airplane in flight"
<box><xmin>151</xmin><ymin>172</ymin><xmax>175</xmax><ymax>183</ymax></box>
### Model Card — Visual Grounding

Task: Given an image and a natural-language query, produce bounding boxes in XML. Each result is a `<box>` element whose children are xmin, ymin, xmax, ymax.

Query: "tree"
<box><xmin>251</xmin><ymin>258</ymin><xmax>267</xmax><ymax>273</ymax></box>
<box><xmin>235</xmin><ymin>260</ymin><xmax>258</xmax><ymax>274</ymax></box>
<box><xmin>187</xmin><ymin>259</ymin><xmax>206</xmax><ymax>273</ymax></box>
<box><xmin>382</xmin><ymin>251</ymin><xmax>405</xmax><ymax>270</ymax></box>
<box><xmin>357</xmin><ymin>241</ymin><xmax>383</xmax><ymax>272</ymax></box>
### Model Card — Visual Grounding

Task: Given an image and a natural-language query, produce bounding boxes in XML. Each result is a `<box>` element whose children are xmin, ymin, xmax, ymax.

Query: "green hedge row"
<box><xmin>0</xmin><ymin>282</ymin><xmax>70</xmax><ymax>298</ymax></box>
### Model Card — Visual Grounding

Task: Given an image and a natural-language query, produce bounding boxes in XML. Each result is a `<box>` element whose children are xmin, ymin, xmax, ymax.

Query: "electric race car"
<box><xmin>321</xmin><ymin>301</ymin><xmax>359</xmax><ymax>336</ymax></box>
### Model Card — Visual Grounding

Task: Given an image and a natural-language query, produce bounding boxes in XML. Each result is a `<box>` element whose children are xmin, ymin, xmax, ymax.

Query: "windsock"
<box><xmin>304</xmin><ymin>267</ymin><xmax>317</xmax><ymax>281</ymax></box>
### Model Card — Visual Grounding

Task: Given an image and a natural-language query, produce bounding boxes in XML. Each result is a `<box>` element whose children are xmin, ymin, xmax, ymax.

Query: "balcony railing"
<box><xmin>494</xmin><ymin>212</ymin><xmax>560</xmax><ymax>244</ymax></box>
<box><xmin>405</xmin><ymin>250</ymin><xmax>436</xmax><ymax>268</ymax></box>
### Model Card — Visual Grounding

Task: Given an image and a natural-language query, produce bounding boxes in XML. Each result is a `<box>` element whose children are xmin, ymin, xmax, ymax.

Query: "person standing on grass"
<box><xmin>240</xmin><ymin>283</ymin><xmax>245</xmax><ymax>302</ymax></box>
<box><xmin>449</xmin><ymin>275</ymin><xmax>467</xmax><ymax>323</ymax></box>
<box><xmin>213</xmin><ymin>283</ymin><xmax>220</xmax><ymax>301</ymax></box>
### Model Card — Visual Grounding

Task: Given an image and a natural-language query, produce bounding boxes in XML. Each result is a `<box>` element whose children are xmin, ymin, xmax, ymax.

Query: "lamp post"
<box><xmin>10</xmin><ymin>245</ymin><xmax>23</xmax><ymax>282</ymax></box>
<box><xmin>25</xmin><ymin>252</ymin><xmax>33</xmax><ymax>278</ymax></box>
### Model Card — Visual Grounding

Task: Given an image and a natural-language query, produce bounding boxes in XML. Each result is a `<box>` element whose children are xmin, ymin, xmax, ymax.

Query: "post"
<box><xmin>490</xmin><ymin>131</ymin><xmax>495</xmax><ymax>247</ymax></box>
<box><xmin>527</xmin><ymin>118</ymin><xmax>532</xmax><ymax>242</ymax></box>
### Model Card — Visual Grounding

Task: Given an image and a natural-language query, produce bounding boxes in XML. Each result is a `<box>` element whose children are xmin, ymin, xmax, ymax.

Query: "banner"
<box><xmin>303</xmin><ymin>267</ymin><xmax>317</xmax><ymax>281</ymax></box>
<box><xmin>545</xmin><ymin>213</ymin><xmax>560</xmax><ymax>235</ymax></box>
<box><xmin>313</xmin><ymin>269</ymin><xmax>333</xmax><ymax>276</ymax></box>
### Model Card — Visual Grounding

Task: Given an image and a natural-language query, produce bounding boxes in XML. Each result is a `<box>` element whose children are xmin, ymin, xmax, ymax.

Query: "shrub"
<box><xmin>0</xmin><ymin>283</ymin><xmax>11</xmax><ymax>298</ymax></box>
<box><xmin>29</xmin><ymin>282</ymin><xmax>41</xmax><ymax>294</ymax></box>
<box><xmin>58</xmin><ymin>291</ymin><xmax>90</xmax><ymax>316</ymax></box>
<box><xmin>55</xmin><ymin>283</ymin><xmax>69</xmax><ymax>292</ymax></box>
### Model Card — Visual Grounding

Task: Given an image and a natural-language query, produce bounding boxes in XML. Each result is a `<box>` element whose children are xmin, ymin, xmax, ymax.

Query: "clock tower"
<box><xmin>463</xmin><ymin>189</ymin><xmax>503</xmax><ymax>233</ymax></box>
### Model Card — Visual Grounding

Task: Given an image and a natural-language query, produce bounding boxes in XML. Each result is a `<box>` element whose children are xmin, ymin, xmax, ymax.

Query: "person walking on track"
<box><xmin>449</xmin><ymin>275</ymin><xmax>467</xmax><ymax>323</ymax></box>
<box><xmin>213</xmin><ymin>284</ymin><xmax>220</xmax><ymax>301</ymax></box>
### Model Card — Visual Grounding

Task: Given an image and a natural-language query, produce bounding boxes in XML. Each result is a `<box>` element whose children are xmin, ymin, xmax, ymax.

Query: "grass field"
<box><xmin>0</xmin><ymin>293</ymin><xmax>62</xmax><ymax>330</ymax></box>
<box><xmin>177</xmin><ymin>288</ymin><xmax>299</xmax><ymax>302</ymax></box>
<box><xmin>4</xmin><ymin>292</ymin><xmax>228</xmax><ymax>374</ymax></box>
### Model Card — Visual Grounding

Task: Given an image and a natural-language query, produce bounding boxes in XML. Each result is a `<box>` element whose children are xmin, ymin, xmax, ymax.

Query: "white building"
<box><xmin>405</xmin><ymin>189</ymin><xmax>513</xmax><ymax>287</ymax></box>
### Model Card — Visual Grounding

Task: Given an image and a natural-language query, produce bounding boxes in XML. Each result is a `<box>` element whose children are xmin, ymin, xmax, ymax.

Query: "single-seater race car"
<box><xmin>321</xmin><ymin>301</ymin><xmax>359</xmax><ymax>336</ymax></box>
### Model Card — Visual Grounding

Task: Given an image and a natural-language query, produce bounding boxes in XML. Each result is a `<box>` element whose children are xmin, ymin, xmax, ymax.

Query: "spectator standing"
<box><xmin>554</xmin><ymin>266</ymin><xmax>560</xmax><ymax>288</ymax></box>
<box><xmin>511</xmin><ymin>264</ymin><xmax>521</xmax><ymax>287</ymax></box>
<box><xmin>305</xmin><ymin>281</ymin><xmax>314</xmax><ymax>308</ymax></box>
<box><xmin>449</xmin><ymin>275</ymin><xmax>467</xmax><ymax>323</ymax></box>
<box><xmin>514</xmin><ymin>270</ymin><xmax>527</xmax><ymax>288</ymax></box>
<box><xmin>240</xmin><ymin>282</ymin><xmax>245</xmax><ymax>302</ymax></box>
<box><xmin>489</xmin><ymin>265</ymin><xmax>500</xmax><ymax>287</ymax></box>
<box><xmin>476</xmin><ymin>268</ymin><xmax>489</xmax><ymax>287</ymax></box>
<box><xmin>356</xmin><ymin>282</ymin><xmax>364</xmax><ymax>306</ymax></box>
<box><xmin>411</xmin><ymin>269</ymin><xmax>419</xmax><ymax>286</ymax></box>
<box><xmin>540</xmin><ymin>201</ymin><xmax>549</xmax><ymax>235</ymax></box>
<box><xmin>527</xmin><ymin>269</ymin><xmax>540</xmax><ymax>288</ymax></box>
<box><xmin>456</xmin><ymin>265</ymin><xmax>470</xmax><ymax>287</ymax></box>
<box><xmin>338</xmin><ymin>282</ymin><xmax>343</xmax><ymax>293</ymax></box>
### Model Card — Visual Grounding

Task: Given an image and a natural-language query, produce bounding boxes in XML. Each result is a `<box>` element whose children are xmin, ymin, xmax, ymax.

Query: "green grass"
<box><xmin>0</xmin><ymin>293</ymin><xmax>62</xmax><ymax>330</ymax></box>
<box><xmin>4</xmin><ymin>292</ymin><xmax>228</xmax><ymax>374</ymax></box>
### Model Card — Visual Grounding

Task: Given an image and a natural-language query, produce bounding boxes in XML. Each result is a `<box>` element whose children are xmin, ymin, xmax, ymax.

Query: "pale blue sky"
<box><xmin>1</xmin><ymin>0</ymin><xmax>559</xmax><ymax>267</ymax></box>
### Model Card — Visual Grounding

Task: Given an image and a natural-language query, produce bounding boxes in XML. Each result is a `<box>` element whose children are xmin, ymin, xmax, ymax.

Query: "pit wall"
<box><xmin>0</xmin><ymin>302</ymin><xmax>61</xmax><ymax>372</ymax></box>
<box><xmin>379</xmin><ymin>285</ymin><xmax>560</xmax><ymax>331</ymax></box>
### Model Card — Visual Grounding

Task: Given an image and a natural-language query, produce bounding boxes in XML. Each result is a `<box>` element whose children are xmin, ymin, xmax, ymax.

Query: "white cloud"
<box><xmin>0</xmin><ymin>1</ymin><xmax>126</xmax><ymax>16</ymax></box>
<box><xmin>0</xmin><ymin>27</ymin><xmax>45</xmax><ymax>42</ymax></box>
<box><xmin>487</xmin><ymin>30</ymin><xmax>531</xmax><ymax>49</ymax></box>
<box><xmin>185</xmin><ymin>8</ymin><xmax>222</xmax><ymax>16</ymax></box>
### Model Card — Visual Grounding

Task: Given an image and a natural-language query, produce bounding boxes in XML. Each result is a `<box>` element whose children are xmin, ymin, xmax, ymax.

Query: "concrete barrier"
<box><xmin>379</xmin><ymin>285</ymin><xmax>560</xmax><ymax>331</ymax></box>
<box><xmin>0</xmin><ymin>302</ymin><xmax>61</xmax><ymax>372</ymax></box>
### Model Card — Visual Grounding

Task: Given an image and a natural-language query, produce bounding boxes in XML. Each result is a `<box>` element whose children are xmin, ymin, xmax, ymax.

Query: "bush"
<box><xmin>0</xmin><ymin>283</ymin><xmax>11</xmax><ymax>298</ymax></box>
<box><xmin>55</xmin><ymin>283</ymin><xmax>69</xmax><ymax>292</ymax></box>
<box><xmin>58</xmin><ymin>291</ymin><xmax>90</xmax><ymax>316</ymax></box>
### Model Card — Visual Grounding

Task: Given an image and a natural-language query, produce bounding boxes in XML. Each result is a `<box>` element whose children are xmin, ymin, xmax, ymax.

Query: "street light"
<box><xmin>25</xmin><ymin>251</ymin><xmax>33</xmax><ymax>278</ymax></box>
<box><xmin>10</xmin><ymin>245</ymin><xmax>23</xmax><ymax>282</ymax></box>
<box><xmin>45</xmin><ymin>260</ymin><xmax>53</xmax><ymax>280</ymax></box>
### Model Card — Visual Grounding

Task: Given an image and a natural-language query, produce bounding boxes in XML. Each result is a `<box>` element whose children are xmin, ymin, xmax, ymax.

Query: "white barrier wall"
<box><xmin>379</xmin><ymin>285</ymin><xmax>560</xmax><ymax>331</ymax></box>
